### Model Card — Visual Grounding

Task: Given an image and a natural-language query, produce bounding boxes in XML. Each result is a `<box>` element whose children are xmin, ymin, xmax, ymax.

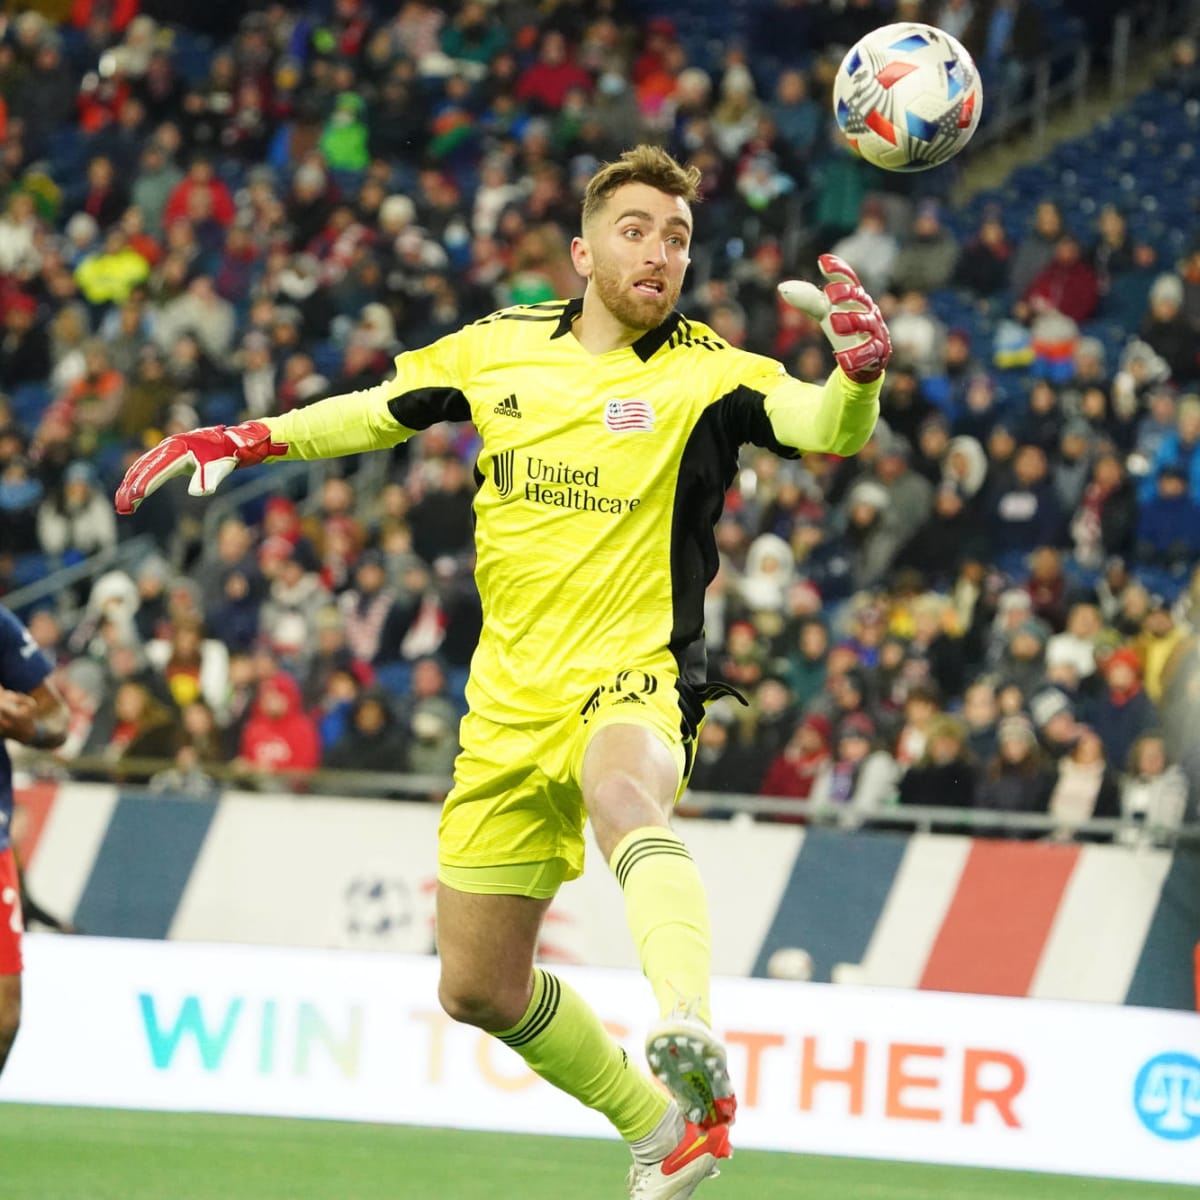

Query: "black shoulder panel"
<box><xmin>714</xmin><ymin>384</ymin><xmax>802</xmax><ymax>459</ymax></box>
<box><xmin>387</xmin><ymin>387</ymin><xmax>471</xmax><ymax>430</ymax></box>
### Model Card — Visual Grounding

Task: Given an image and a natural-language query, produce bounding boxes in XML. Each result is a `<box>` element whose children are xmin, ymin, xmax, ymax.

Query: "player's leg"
<box><xmin>435</xmin><ymin>881</ymin><xmax>551</xmax><ymax>1031</ymax></box>
<box><xmin>438</xmin><ymin>711</ymin><xmax>728</xmax><ymax>1194</ymax></box>
<box><xmin>436</xmin><ymin>880</ymin><xmax>674</xmax><ymax>1146</ymax></box>
<box><xmin>0</xmin><ymin>848</ymin><xmax>24</xmax><ymax>1074</ymax></box>
<box><xmin>0</xmin><ymin>973</ymin><xmax>19</xmax><ymax>1075</ymax></box>
<box><xmin>582</xmin><ymin>719</ymin><xmax>736</xmax><ymax>1129</ymax></box>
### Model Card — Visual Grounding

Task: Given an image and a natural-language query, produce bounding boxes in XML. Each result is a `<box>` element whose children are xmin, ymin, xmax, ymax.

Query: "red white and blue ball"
<box><xmin>833</xmin><ymin>23</ymin><xmax>983</xmax><ymax>172</ymax></box>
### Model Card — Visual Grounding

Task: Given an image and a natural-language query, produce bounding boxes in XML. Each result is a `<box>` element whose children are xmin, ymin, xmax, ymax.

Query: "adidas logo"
<box><xmin>493</xmin><ymin>394</ymin><xmax>522</xmax><ymax>418</ymax></box>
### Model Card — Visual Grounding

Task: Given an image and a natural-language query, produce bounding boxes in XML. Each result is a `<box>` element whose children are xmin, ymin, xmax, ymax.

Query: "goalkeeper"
<box><xmin>116</xmin><ymin>145</ymin><xmax>888</xmax><ymax>1199</ymax></box>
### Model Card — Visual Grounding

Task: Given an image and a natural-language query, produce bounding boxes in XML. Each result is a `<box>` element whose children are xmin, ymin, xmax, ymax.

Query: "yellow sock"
<box><xmin>609</xmin><ymin>827</ymin><xmax>712</xmax><ymax>1026</ymax></box>
<box><xmin>495</xmin><ymin>968</ymin><xmax>669</xmax><ymax>1141</ymax></box>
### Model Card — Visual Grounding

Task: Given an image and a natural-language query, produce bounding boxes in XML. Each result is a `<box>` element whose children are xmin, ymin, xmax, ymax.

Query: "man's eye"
<box><xmin>623</xmin><ymin>228</ymin><xmax>642</xmax><ymax>238</ymax></box>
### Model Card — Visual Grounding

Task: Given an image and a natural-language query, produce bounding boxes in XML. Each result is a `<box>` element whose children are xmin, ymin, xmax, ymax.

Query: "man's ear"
<box><xmin>570</xmin><ymin>234</ymin><xmax>592</xmax><ymax>279</ymax></box>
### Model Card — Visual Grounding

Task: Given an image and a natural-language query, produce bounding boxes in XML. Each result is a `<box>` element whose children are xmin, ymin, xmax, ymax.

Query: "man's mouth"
<box><xmin>633</xmin><ymin>278</ymin><xmax>664</xmax><ymax>296</ymax></box>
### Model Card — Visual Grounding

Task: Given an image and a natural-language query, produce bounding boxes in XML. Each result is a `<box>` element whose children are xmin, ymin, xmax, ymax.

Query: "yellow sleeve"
<box><xmin>763</xmin><ymin>369</ymin><xmax>883</xmax><ymax>457</ymax></box>
<box><xmin>262</xmin><ymin>326</ymin><xmax>477</xmax><ymax>460</ymax></box>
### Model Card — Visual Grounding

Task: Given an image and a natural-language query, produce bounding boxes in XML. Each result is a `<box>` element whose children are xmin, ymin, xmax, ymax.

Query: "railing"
<box><xmin>1111</xmin><ymin>0</ymin><xmax>1200</xmax><ymax>102</ymax></box>
<box><xmin>967</xmin><ymin>0</ymin><xmax>1200</xmax><ymax>156</ymax></box>
<box><xmin>0</xmin><ymin>443</ymin><xmax>397</xmax><ymax>620</ymax></box>
<box><xmin>969</xmin><ymin>47</ymin><xmax>1091</xmax><ymax>153</ymax></box>
<box><xmin>197</xmin><ymin>436</ymin><xmax>394</xmax><ymax>545</ymax></box>
<box><xmin>0</xmin><ymin>533</ymin><xmax>158</xmax><ymax>616</ymax></box>
<box><xmin>25</xmin><ymin>753</ymin><xmax>1200</xmax><ymax>848</ymax></box>
<box><xmin>198</xmin><ymin>458</ymin><xmax>321</xmax><ymax>546</ymax></box>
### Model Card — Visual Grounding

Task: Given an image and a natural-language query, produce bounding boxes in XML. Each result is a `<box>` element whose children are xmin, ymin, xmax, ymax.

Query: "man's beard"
<box><xmin>590</xmin><ymin>258</ymin><xmax>678</xmax><ymax>332</ymax></box>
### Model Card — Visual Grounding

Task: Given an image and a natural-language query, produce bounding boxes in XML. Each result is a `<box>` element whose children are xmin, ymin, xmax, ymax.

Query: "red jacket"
<box><xmin>239</xmin><ymin>671</ymin><xmax>321</xmax><ymax>772</ymax></box>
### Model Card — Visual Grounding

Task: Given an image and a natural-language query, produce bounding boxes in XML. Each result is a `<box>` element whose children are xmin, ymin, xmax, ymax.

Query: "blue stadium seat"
<box><xmin>374</xmin><ymin>661</ymin><xmax>413</xmax><ymax>698</ymax></box>
<box><xmin>311</xmin><ymin>341</ymin><xmax>344</xmax><ymax>380</ymax></box>
<box><xmin>11</xmin><ymin>552</ymin><xmax>51</xmax><ymax>588</ymax></box>
<box><xmin>201</xmin><ymin>391</ymin><xmax>242</xmax><ymax>426</ymax></box>
<box><xmin>11</xmin><ymin>383</ymin><xmax>50</xmax><ymax>429</ymax></box>
<box><xmin>171</xmin><ymin>31</ymin><xmax>216</xmax><ymax>86</ymax></box>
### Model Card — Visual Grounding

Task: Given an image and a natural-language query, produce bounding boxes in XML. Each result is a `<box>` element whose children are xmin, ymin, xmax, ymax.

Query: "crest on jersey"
<box><xmin>603</xmin><ymin>398</ymin><xmax>655</xmax><ymax>433</ymax></box>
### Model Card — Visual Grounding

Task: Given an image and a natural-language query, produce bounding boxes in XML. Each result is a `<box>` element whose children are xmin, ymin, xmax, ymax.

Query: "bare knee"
<box><xmin>438</xmin><ymin>975</ymin><xmax>531</xmax><ymax>1033</ymax></box>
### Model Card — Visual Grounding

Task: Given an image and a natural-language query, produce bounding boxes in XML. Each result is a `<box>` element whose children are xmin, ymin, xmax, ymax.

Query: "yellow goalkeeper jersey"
<box><xmin>266</xmin><ymin>299</ymin><xmax>880</xmax><ymax>721</ymax></box>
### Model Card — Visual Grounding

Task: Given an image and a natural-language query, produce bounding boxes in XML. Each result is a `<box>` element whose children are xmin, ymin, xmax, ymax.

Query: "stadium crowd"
<box><xmin>0</xmin><ymin>0</ymin><xmax>1198</xmax><ymax>843</ymax></box>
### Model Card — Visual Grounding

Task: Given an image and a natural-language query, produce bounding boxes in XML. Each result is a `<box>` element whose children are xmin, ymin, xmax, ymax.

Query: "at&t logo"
<box><xmin>1134</xmin><ymin>1052</ymin><xmax>1200</xmax><ymax>1140</ymax></box>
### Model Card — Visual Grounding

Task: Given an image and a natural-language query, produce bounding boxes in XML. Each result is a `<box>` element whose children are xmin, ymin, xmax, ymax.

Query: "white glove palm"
<box><xmin>778</xmin><ymin>253</ymin><xmax>892</xmax><ymax>383</ymax></box>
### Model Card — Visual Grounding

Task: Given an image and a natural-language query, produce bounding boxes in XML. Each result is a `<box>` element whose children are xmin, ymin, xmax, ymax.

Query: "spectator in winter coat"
<box><xmin>1135</xmin><ymin>603</ymin><xmax>1188</xmax><ymax>706</ymax></box>
<box><xmin>783</xmin><ymin>618</ymin><xmax>829</xmax><ymax>712</ymax></box>
<box><xmin>1070</xmin><ymin>453</ymin><xmax>1138</xmax><ymax>568</ymax></box>
<box><xmin>974</xmin><ymin>715</ymin><xmax>1055</xmax><ymax>816</ymax></box>
<box><xmin>842</xmin><ymin>481</ymin><xmax>907</xmax><ymax>590</ymax></box>
<box><xmin>960</xmin><ymin>679</ymin><xmax>1000</xmax><ymax>763</ymax></box>
<box><xmin>831</xmin><ymin>199</ymin><xmax>898</xmax><ymax>297</ymax></box>
<box><xmin>1048</xmin><ymin>727</ymin><xmax>1121</xmax><ymax>840</ymax></box>
<box><xmin>998</xmin><ymin>619</ymin><xmax>1051</xmax><ymax>700</ymax></box>
<box><xmin>1119</xmin><ymin>732</ymin><xmax>1188</xmax><ymax>846</ymax></box>
<box><xmin>759</xmin><ymin>712</ymin><xmax>832</xmax><ymax>813</ymax></box>
<box><xmin>1090</xmin><ymin>647</ymin><xmax>1158</xmax><ymax>771</ymax></box>
<box><xmin>1024</xmin><ymin>546</ymin><xmax>1070</xmax><ymax>632</ymax></box>
<box><xmin>337</xmin><ymin>550</ymin><xmax>420</xmax><ymax>668</ymax></box>
<box><xmin>324</xmin><ymin>690</ymin><xmax>411</xmax><ymax>776</ymax></box>
<box><xmin>1142</xmin><ymin>396</ymin><xmax>1200</xmax><ymax>504</ymax></box>
<box><xmin>684</xmin><ymin>703</ymin><xmax>763</xmax><ymax>798</ymax></box>
<box><xmin>0</xmin><ymin>292</ymin><xmax>51</xmax><ymax>390</ymax></box>
<box><xmin>897</xmin><ymin>715</ymin><xmax>975</xmax><ymax>809</ymax></box>
<box><xmin>987</xmin><ymin>444</ymin><xmax>1064</xmax><ymax>560</ymax></box>
<box><xmin>162</xmin><ymin>155</ymin><xmax>236</xmax><ymax>229</ymax></box>
<box><xmin>809</xmin><ymin>711</ymin><xmax>899</xmax><ymax>828</ymax></box>
<box><xmin>1008</xmin><ymin>199</ymin><xmax>1065</xmax><ymax>298</ymax></box>
<box><xmin>953</xmin><ymin>210</ymin><xmax>1012</xmax><ymax>297</ymax></box>
<box><xmin>891</xmin><ymin>200</ymin><xmax>959</xmax><ymax>294</ymax></box>
<box><xmin>145</xmin><ymin>616</ymin><xmax>229</xmax><ymax>714</ymax></box>
<box><xmin>1134</xmin><ymin>466</ymin><xmax>1200</xmax><ymax>571</ymax></box>
<box><xmin>1022</xmin><ymin>233</ymin><xmax>1099</xmax><ymax>324</ymax></box>
<box><xmin>1139</xmin><ymin>273</ymin><xmax>1198</xmax><ymax>385</ymax></box>
<box><xmin>82</xmin><ymin>678</ymin><xmax>182</xmax><ymax>779</ymax></box>
<box><xmin>237</xmin><ymin>670</ymin><xmax>321</xmax><ymax>777</ymax></box>
<box><xmin>36</xmin><ymin>461</ymin><xmax>117</xmax><ymax>558</ymax></box>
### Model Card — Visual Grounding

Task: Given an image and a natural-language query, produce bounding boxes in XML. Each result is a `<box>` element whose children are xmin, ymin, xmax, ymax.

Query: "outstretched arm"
<box><xmin>115</xmin><ymin>330</ymin><xmax>474</xmax><ymax>514</ymax></box>
<box><xmin>764</xmin><ymin>370</ymin><xmax>881</xmax><ymax>458</ymax></box>
<box><xmin>765</xmin><ymin>253</ymin><xmax>890</xmax><ymax>457</ymax></box>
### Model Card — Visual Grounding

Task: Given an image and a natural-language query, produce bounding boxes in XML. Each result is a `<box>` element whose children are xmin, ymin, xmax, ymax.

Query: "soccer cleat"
<box><xmin>626</xmin><ymin>1120</ymin><xmax>731</xmax><ymax>1198</ymax></box>
<box><xmin>645</xmin><ymin>1015</ymin><xmax>737</xmax><ymax>1129</ymax></box>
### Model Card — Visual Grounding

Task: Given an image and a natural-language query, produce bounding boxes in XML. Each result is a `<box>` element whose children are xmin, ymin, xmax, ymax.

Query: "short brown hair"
<box><xmin>581</xmin><ymin>144</ymin><xmax>701</xmax><ymax>230</ymax></box>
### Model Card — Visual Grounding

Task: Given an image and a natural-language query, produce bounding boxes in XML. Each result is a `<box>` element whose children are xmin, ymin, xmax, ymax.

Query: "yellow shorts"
<box><xmin>437</xmin><ymin>669</ymin><xmax>719</xmax><ymax>896</ymax></box>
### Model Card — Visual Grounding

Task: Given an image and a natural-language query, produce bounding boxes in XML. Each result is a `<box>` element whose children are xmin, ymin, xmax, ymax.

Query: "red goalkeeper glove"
<box><xmin>115</xmin><ymin>421</ymin><xmax>289</xmax><ymax>515</ymax></box>
<box><xmin>777</xmin><ymin>253</ymin><xmax>892</xmax><ymax>384</ymax></box>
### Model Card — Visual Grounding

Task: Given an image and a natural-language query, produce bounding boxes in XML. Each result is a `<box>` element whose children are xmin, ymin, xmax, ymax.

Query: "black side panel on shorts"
<box><xmin>668</xmin><ymin>386</ymin><xmax>802</xmax><ymax>684</ymax></box>
<box><xmin>388</xmin><ymin>387</ymin><xmax>471</xmax><ymax>431</ymax></box>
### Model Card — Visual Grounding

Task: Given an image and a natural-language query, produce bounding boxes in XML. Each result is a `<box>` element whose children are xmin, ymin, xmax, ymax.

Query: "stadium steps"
<box><xmin>953</xmin><ymin>39</ymin><xmax>1173</xmax><ymax>205</ymax></box>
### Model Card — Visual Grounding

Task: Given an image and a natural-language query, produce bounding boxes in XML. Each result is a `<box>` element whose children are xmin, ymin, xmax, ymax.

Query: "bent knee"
<box><xmin>437</xmin><ymin>978</ymin><xmax>529</xmax><ymax>1033</ymax></box>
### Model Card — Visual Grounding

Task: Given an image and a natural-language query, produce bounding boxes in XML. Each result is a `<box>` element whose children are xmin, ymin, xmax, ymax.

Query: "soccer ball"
<box><xmin>832</xmin><ymin>22</ymin><xmax>983</xmax><ymax>172</ymax></box>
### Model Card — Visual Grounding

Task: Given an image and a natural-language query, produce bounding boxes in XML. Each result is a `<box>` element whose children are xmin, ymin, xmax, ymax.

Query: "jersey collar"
<box><xmin>550</xmin><ymin>297</ymin><xmax>684</xmax><ymax>362</ymax></box>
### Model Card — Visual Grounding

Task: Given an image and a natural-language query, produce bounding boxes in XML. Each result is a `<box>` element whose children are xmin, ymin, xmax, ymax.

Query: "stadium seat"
<box><xmin>11</xmin><ymin>552</ymin><xmax>52</xmax><ymax>588</ymax></box>
<box><xmin>10</xmin><ymin>383</ymin><xmax>51</xmax><ymax>430</ymax></box>
<box><xmin>374</xmin><ymin>661</ymin><xmax>413</xmax><ymax>698</ymax></box>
